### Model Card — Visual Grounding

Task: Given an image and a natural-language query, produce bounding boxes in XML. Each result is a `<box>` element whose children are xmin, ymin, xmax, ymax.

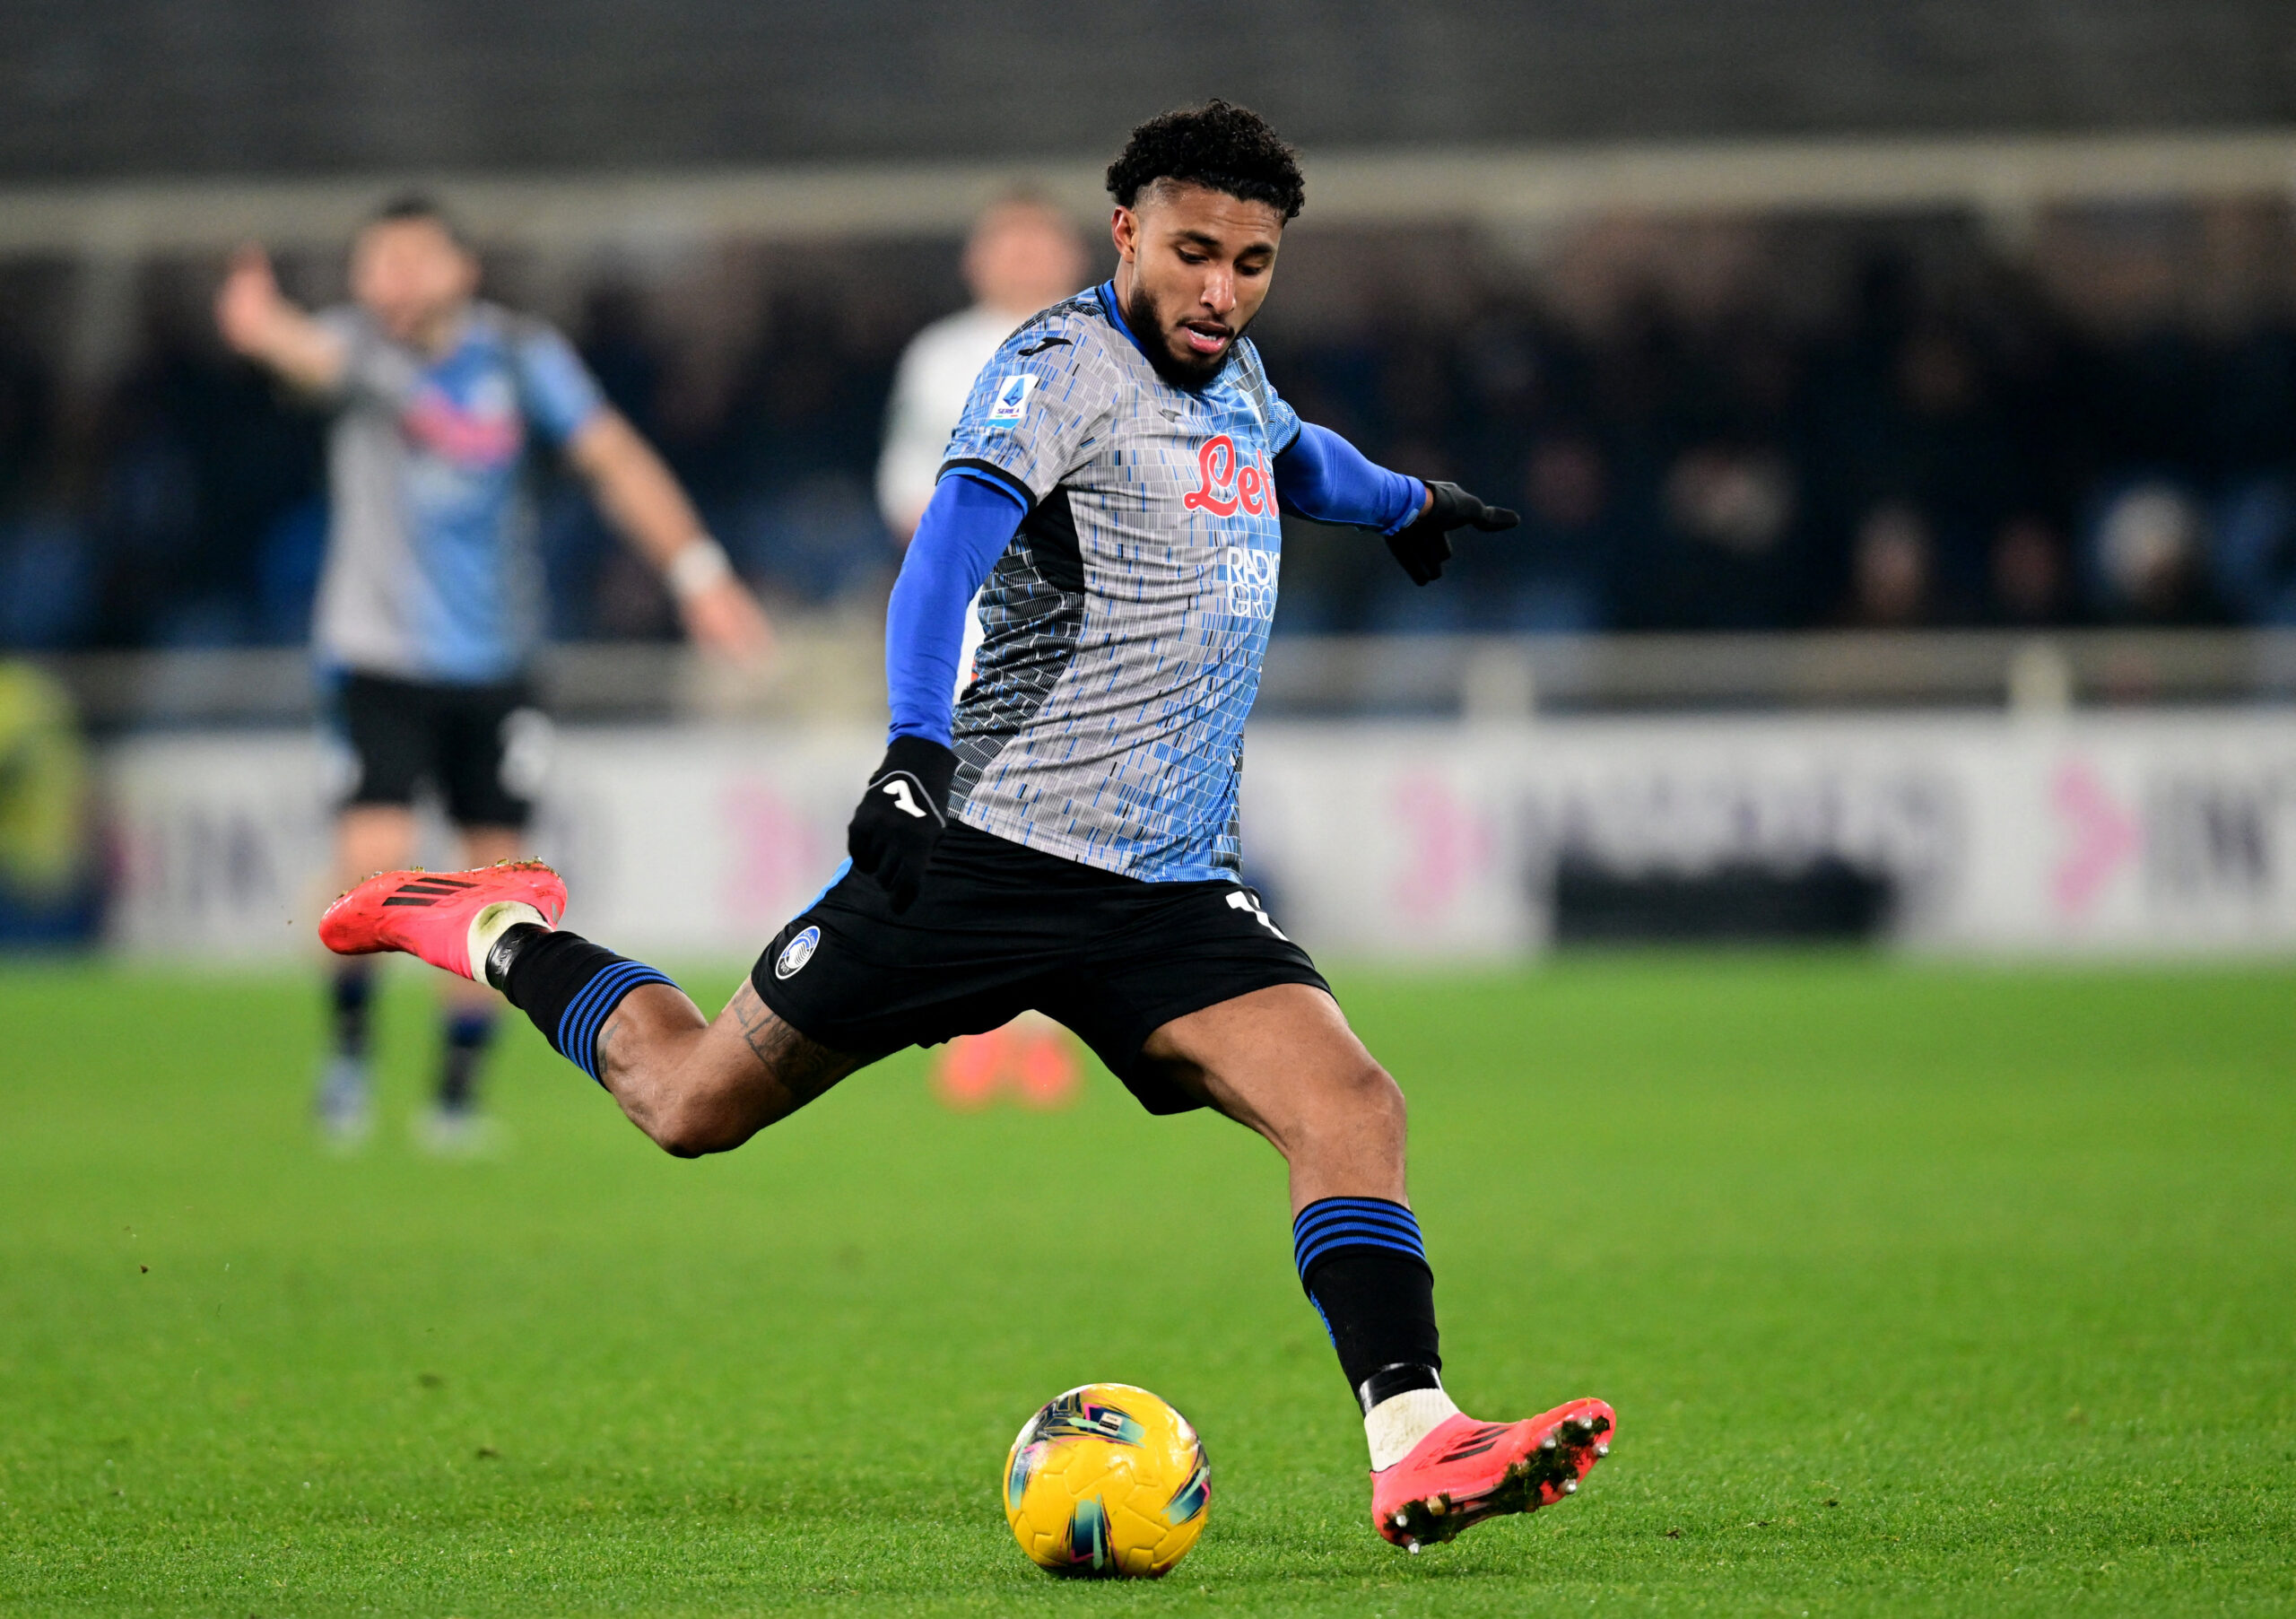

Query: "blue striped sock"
<box><xmin>1292</xmin><ymin>1196</ymin><xmax>1441</xmax><ymax>1404</ymax></box>
<box><xmin>496</xmin><ymin>928</ymin><xmax>676</xmax><ymax>1087</ymax></box>
<box><xmin>1292</xmin><ymin>1196</ymin><xmax>1429</xmax><ymax>1291</ymax></box>
<box><xmin>554</xmin><ymin>959</ymin><xmax>675</xmax><ymax>1084</ymax></box>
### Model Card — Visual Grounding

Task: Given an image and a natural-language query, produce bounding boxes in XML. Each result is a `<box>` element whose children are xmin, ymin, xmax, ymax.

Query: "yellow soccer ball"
<box><xmin>1003</xmin><ymin>1382</ymin><xmax>1211</xmax><ymax>1578</ymax></box>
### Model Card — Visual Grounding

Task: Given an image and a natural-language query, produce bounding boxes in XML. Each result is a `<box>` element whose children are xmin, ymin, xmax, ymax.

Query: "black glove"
<box><xmin>846</xmin><ymin>736</ymin><xmax>958</xmax><ymax>913</ymax></box>
<box><xmin>1385</xmin><ymin>480</ymin><xmax>1521</xmax><ymax>586</ymax></box>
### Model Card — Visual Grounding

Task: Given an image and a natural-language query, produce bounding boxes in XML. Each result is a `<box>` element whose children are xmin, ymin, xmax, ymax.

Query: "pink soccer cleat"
<box><xmin>1371</xmin><ymin>1398</ymin><xmax>1614</xmax><ymax>1551</ymax></box>
<box><xmin>318</xmin><ymin>861</ymin><xmax>567</xmax><ymax>982</ymax></box>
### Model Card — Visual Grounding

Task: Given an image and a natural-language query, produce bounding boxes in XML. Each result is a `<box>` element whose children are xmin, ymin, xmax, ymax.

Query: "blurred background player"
<box><xmin>876</xmin><ymin>196</ymin><xmax>1091</xmax><ymax>543</ymax></box>
<box><xmin>215</xmin><ymin>196</ymin><xmax>772</xmax><ymax>1150</ymax></box>
<box><xmin>875</xmin><ymin>195</ymin><xmax>1091</xmax><ymax>1110</ymax></box>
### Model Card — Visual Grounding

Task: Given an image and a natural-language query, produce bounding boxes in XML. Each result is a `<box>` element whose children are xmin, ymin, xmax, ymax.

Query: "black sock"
<box><xmin>438</xmin><ymin>1007</ymin><xmax>495</xmax><ymax>1112</ymax></box>
<box><xmin>488</xmin><ymin>925</ymin><xmax>674</xmax><ymax>1086</ymax></box>
<box><xmin>330</xmin><ymin>963</ymin><xmax>373</xmax><ymax>1059</ymax></box>
<box><xmin>1293</xmin><ymin>1197</ymin><xmax>1443</xmax><ymax>1413</ymax></box>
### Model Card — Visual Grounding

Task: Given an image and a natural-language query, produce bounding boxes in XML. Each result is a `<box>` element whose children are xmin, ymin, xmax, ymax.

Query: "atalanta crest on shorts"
<box><xmin>986</xmin><ymin>373</ymin><xmax>1037</xmax><ymax>426</ymax></box>
<box><xmin>774</xmin><ymin>925</ymin><xmax>822</xmax><ymax>979</ymax></box>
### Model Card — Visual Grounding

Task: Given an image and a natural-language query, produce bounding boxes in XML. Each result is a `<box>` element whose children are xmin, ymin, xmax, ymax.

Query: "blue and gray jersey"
<box><xmin>936</xmin><ymin>283</ymin><xmax>1302</xmax><ymax>883</ymax></box>
<box><xmin>311</xmin><ymin>301</ymin><xmax>604</xmax><ymax>685</ymax></box>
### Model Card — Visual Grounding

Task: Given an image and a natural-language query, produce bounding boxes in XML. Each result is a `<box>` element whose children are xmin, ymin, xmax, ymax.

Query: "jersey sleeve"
<box><xmin>510</xmin><ymin>319</ymin><xmax>608</xmax><ymax>445</ymax></box>
<box><xmin>315</xmin><ymin>306</ymin><xmax>419</xmax><ymax>410</ymax></box>
<box><xmin>1236</xmin><ymin>340</ymin><xmax>1302</xmax><ymax>454</ymax></box>
<box><xmin>1267</xmin><ymin>384</ymin><xmax>1301</xmax><ymax>455</ymax></box>
<box><xmin>937</xmin><ymin>312</ymin><xmax>1117</xmax><ymax>508</ymax></box>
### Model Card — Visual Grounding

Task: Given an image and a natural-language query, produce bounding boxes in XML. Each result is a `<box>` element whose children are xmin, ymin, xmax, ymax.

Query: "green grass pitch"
<box><xmin>3</xmin><ymin>955</ymin><xmax>2292</xmax><ymax>1615</ymax></box>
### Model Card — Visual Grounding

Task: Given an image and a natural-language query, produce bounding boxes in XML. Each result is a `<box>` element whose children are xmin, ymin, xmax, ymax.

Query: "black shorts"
<box><xmin>331</xmin><ymin>671</ymin><xmax>542</xmax><ymax>830</ymax></box>
<box><xmin>752</xmin><ymin>823</ymin><xmax>1332</xmax><ymax>1114</ymax></box>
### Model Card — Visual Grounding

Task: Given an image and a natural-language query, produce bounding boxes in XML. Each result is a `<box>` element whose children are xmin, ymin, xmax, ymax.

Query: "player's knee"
<box><xmin>1319</xmin><ymin>1054</ymin><xmax>1406</xmax><ymax>1136</ymax></box>
<box><xmin>1363</xmin><ymin>1062</ymin><xmax>1408</xmax><ymax>1136</ymax></box>
<box><xmin>631</xmin><ymin>1071</ymin><xmax>748</xmax><ymax>1159</ymax></box>
<box><xmin>647</xmin><ymin>1108</ymin><xmax>701</xmax><ymax>1157</ymax></box>
<box><xmin>646</xmin><ymin>1099</ymin><xmax>738</xmax><ymax>1159</ymax></box>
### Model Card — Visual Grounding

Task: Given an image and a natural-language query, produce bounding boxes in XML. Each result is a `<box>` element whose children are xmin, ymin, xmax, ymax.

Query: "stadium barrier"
<box><xmin>7</xmin><ymin>130</ymin><xmax>2292</xmax><ymax>256</ymax></box>
<box><xmin>100</xmin><ymin>711</ymin><xmax>2296</xmax><ymax>961</ymax></box>
<box><xmin>36</xmin><ymin>628</ymin><xmax>2296</xmax><ymax>730</ymax></box>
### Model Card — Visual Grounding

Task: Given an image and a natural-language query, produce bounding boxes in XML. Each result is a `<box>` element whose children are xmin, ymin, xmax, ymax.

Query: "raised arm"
<box><xmin>213</xmin><ymin>245</ymin><xmax>347</xmax><ymax>394</ymax></box>
<box><xmin>564</xmin><ymin>412</ymin><xmax>773</xmax><ymax>666</ymax></box>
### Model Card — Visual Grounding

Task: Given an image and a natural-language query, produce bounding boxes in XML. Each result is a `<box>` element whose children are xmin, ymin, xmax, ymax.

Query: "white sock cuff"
<box><xmin>1365</xmin><ymin>1385</ymin><xmax>1461</xmax><ymax>1472</ymax></box>
<box><xmin>466</xmin><ymin>901</ymin><xmax>549</xmax><ymax>981</ymax></box>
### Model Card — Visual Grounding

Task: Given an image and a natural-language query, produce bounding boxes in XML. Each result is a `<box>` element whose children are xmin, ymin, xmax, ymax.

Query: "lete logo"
<box><xmin>401</xmin><ymin>380</ymin><xmax>522</xmax><ymax>466</ymax></box>
<box><xmin>1182</xmin><ymin>434</ymin><xmax>1275</xmax><ymax>518</ymax></box>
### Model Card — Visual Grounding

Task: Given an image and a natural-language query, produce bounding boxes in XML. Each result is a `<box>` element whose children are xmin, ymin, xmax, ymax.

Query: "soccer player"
<box><xmin>876</xmin><ymin>195</ymin><xmax>1091</xmax><ymax>1110</ymax></box>
<box><xmin>876</xmin><ymin>195</ymin><xmax>1091</xmax><ymax>542</ymax></box>
<box><xmin>216</xmin><ymin>196</ymin><xmax>770</xmax><ymax>1149</ymax></box>
<box><xmin>321</xmin><ymin>108</ymin><xmax>1613</xmax><ymax>1545</ymax></box>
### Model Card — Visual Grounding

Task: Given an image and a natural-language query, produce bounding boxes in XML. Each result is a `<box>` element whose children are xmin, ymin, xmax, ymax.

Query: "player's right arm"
<box><xmin>846</xmin><ymin>473</ymin><xmax>1027</xmax><ymax>910</ymax></box>
<box><xmin>213</xmin><ymin>245</ymin><xmax>348</xmax><ymax>394</ymax></box>
<box><xmin>1274</xmin><ymin>422</ymin><xmax>1519</xmax><ymax>586</ymax></box>
<box><xmin>847</xmin><ymin>306</ymin><xmax>1109</xmax><ymax>910</ymax></box>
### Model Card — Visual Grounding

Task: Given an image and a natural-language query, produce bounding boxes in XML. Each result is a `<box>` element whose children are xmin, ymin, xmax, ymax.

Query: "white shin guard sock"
<box><xmin>1365</xmin><ymin>1385</ymin><xmax>1462</xmax><ymax>1472</ymax></box>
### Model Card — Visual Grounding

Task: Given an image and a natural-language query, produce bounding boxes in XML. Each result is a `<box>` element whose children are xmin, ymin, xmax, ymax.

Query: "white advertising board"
<box><xmin>99</xmin><ymin>713</ymin><xmax>2296</xmax><ymax>960</ymax></box>
<box><xmin>1241</xmin><ymin>715</ymin><xmax>2296</xmax><ymax>956</ymax></box>
<box><xmin>100</xmin><ymin>726</ymin><xmax>881</xmax><ymax>960</ymax></box>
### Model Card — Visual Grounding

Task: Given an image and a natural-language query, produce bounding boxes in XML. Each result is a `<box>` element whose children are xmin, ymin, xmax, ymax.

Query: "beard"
<box><xmin>1123</xmin><ymin>281</ymin><xmax>1249</xmax><ymax>391</ymax></box>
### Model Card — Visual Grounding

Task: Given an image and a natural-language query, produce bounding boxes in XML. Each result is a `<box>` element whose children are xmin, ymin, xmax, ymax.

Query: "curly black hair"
<box><xmin>1106</xmin><ymin>100</ymin><xmax>1305</xmax><ymax>222</ymax></box>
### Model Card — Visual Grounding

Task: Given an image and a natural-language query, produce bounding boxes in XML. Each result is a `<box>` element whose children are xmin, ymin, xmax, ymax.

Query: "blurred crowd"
<box><xmin>3</xmin><ymin>199</ymin><xmax>2295</xmax><ymax>650</ymax></box>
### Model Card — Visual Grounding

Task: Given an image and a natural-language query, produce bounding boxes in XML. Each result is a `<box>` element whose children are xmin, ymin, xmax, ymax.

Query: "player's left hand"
<box><xmin>847</xmin><ymin>736</ymin><xmax>958</xmax><ymax>913</ymax></box>
<box><xmin>214</xmin><ymin>244</ymin><xmax>286</xmax><ymax>355</ymax></box>
<box><xmin>1385</xmin><ymin>481</ymin><xmax>1520</xmax><ymax>586</ymax></box>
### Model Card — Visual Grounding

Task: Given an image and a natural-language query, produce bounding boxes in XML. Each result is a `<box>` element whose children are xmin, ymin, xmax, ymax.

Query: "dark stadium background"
<box><xmin>7</xmin><ymin>0</ymin><xmax>2291</xmax><ymax>171</ymax></box>
<box><xmin>3</xmin><ymin>0</ymin><xmax>2294</xmax><ymax>653</ymax></box>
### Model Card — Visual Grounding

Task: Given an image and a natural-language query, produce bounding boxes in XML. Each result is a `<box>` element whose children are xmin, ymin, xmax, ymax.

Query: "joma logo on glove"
<box><xmin>880</xmin><ymin>778</ymin><xmax>929</xmax><ymax>818</ymax></box>
<box><xmin>1183</xmin><ymin>434</ymin><xmax>1275</xmax><ymax>518</ymax></box>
